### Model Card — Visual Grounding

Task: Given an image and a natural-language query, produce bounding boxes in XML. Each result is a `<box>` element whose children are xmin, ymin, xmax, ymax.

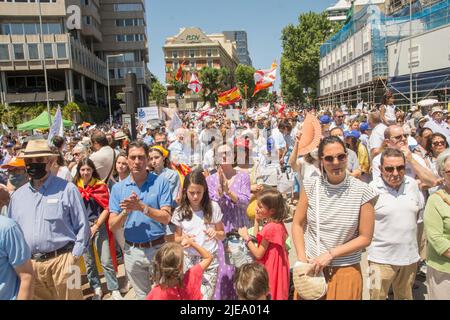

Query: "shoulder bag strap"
<box><xmin>104</xmin><ymin>148</ymin><xmax>116</xmax><ymax>183</ymax></box>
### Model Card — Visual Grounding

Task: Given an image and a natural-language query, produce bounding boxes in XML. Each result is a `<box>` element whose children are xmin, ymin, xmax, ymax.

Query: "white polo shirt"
<box><xmin>368</xmin><ymin>176</ymin><xmax>423</xmax><ymax>265</ymax></box>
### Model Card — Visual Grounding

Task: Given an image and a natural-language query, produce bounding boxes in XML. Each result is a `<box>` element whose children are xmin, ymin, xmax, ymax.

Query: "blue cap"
<box><xmin>344</xmin><ymin>130</ymin><xmax>361</xmax><ymax>140</ymax></box>
<box><xmin>5</xmin><ymin>142</ymin><xmax>14</xmax><ymax>148</ymax></box>
<box><xmin>319</xmin><ymin>115</ymin><xmax>331</xmax><ymax>124</ymax></box>
<box><xmin>359</xmin><ymin>122</ymin><xmax>369</xmax><ymax>132</ymax></box>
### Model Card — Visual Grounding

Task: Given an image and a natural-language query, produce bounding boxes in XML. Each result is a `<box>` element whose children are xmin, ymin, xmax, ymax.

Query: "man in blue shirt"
<box><xmin>109</xmin><ymin>140</ymin><xmax>172</xmax><ymax>299</ymax></box>
<box><xmin>8</xmin><ymin>139</ymin><xmax>90</xmax><ymax>300</ymax></box>
<box><xmin>0</xmin><ymin>215</ymin><xmax>34</xmax><ymax>300</ymax></box>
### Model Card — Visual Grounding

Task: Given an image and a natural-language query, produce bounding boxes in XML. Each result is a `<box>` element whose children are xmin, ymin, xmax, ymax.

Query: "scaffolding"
<box><xmin>318</xmin><ymin>0</ymin><xmax>450</xmax><ymax>109</ymax></box>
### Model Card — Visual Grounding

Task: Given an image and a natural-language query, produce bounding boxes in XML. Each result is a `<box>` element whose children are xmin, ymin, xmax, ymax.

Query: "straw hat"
<box><xmin>19</xmin><ymin>139</ymin><xmax>56</xmax><ymax>158</ymax></box>
<box><xmin>114</xmin><ymin>131</ymin><xmax>127</xmax><ymax>140</ymax></box>
<box><xmin>0</xmin><ymin>157</ymin><xmax>25</xmax><ymax>169</ymax></box>
<box><xmin>297</xmin><ymin>113</ymin><xmax>322</xmax><ymax>156</ymax></box>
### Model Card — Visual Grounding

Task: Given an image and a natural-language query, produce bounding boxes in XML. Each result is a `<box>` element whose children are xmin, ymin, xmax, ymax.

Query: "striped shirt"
<box><xmin>303</xmin><ymin>175</ymin><xmax>377</xmax><ymax>267</ymax></box>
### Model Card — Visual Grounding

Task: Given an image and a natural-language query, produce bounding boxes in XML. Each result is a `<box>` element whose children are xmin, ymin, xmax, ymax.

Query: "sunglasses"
<box><xmin>383</xmin><ymin>165</ymin><xmax>405</xmax><ymax>173</ymax></box>
<box><xmin>432</xmin><ymin>141</ymin><xmax>446</xmax><ymax>147</ymax></box>
<box><xmin>155</xmin><ymin>141</ymin><xmax>167</xmax><ymax>145</ymax></box>
<box><xmin>322</xmin><ymin>153</ymin><xmax>347</xmax><ymax>163</ymax></box>
<box><xmin>336</xmin><ymin>115</ymin><xmax>344</xmax><ymax>119</ymax></box>
<box><xmin>390</xmin><ymin>134</ymin><xmax>407</xmax><ymax>141</ymax></box>
<box><xmin>72</xmin><ymin>152</ymin><xmax>81</xmax><ymax>156</ymax></box>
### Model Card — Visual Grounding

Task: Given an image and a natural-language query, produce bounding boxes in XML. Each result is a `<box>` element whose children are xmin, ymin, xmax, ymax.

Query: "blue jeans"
<box><xmin>83</xmin><ymin>223</ymin><xmax>119</xmax><ymax>291</ymax></box>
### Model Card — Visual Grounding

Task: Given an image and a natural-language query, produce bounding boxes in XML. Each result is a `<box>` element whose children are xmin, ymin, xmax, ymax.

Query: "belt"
<box><xmin>31</xmin><ymin>242</ymin><xmax>74</xmax><ymax>262</ymax></box>
<box><xmin>125</xmin><ymin>237</ymin><xmax>165</xmax><ymax>248</ymax></box>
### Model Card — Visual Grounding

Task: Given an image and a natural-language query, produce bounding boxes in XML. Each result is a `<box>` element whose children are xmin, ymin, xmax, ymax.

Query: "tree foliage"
<box><xmin>234</xmin><ymin>64</ymin><xmax>271</xmax><ymax>107</ymax></box>
<box><xmin>149</xmin><ymin>77</ymin><xmax>167</xmax><ymax>106</ymax></box>
<box><xmin>280</xmin><ymin>12</ymin><xmax>340</xmax><ymax>105</ymax></box>
<box><xmin>198</xmin><ymin>67</ymin><xmax>231</xmax><ymax>107</ymax></box>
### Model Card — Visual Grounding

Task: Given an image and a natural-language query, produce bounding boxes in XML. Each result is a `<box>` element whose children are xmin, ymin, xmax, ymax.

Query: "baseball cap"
<box><xmin>319</xmin><ymin>115</ymin><xmax>331</xmax><ymax>125</ymax></box>
<box><xmin>344</xmin><ymin>130</ymin><xmax>361</xmax><ymax>140</ymax></box>
<box><xmin>0</xmin><ymin>157</ymin><xmax>25</xmax><ymax>169</ymax></box>
<box><xmin>359</xmin><ymin>122</ymin><xmax>369</xmax><ymax>132</ymax></box>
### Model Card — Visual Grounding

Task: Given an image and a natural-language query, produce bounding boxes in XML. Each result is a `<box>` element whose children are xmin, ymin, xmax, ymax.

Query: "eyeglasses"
<box><xmin>390</xmin><ymin>134</ymin><xmax>407</xmax><ymax>142</ymax></box>
<box><xmin>383</xmin><ymin>165</ymin><xmax>405</xmax><ymax>173</ymax></box>
<box><xmin>322</xmin><ymin>153</ymin><xmax>347</xmax><ymax>163</ymax></box>
<box><xmin>432</xmin><ymin>140</ymin><xmax>446</xmax><ymax>147</ymax></box>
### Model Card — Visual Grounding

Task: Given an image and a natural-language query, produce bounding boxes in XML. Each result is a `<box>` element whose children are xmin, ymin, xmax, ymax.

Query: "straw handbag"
<box><xmin>293</xmin><ymin>179</ymin><xmax>327</xmax><ymax>300</ymax></box>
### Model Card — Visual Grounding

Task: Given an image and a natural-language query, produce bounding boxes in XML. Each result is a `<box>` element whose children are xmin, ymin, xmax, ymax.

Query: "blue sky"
<box><xmin>146</xmin><ymin>0</ymin><xmax>334</xmax><ymax>88</ymax></box>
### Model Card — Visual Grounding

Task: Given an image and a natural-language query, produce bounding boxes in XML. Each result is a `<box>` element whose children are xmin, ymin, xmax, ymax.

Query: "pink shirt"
<box><xmin>145</xmin><ymin>264</ymin><xmax>203</xmax><ymax>300</ymax></box>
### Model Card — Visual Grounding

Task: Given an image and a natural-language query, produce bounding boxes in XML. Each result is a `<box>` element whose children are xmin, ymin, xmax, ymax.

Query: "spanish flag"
<box><xmin>218</xmin><ymin>87</ymin><xmax>241</xmax><ymax>106</ymax></box>
<box><xmin>175</xmin><ymin>61</ymin><xmax>186</xmax><ymax>81</ymax></box>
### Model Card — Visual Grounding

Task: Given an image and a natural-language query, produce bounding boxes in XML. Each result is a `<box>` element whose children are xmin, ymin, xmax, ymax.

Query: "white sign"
<box><xmin>226</xmin><ymin>109</ymin><xmax>240</xmax><ymax>121</ymax></box>
<box><xmin>137</xmin><ymin>107</ymin><xmax>159</xmax><ymax>125</ymax></box>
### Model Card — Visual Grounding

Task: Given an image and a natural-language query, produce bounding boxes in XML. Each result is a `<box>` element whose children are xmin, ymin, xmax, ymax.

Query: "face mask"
<box><xmin>26</xmin><ymin>162</ymin><xmax>48</xmax><ymax>180</ymax></box>
<box><xmin>8</xmin><ymin>172</ymin><xmax>28</xmax><ymax>188</ymax></box>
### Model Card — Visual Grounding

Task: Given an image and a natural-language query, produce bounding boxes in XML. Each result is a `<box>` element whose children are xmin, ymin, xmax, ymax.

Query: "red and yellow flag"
<box><xmin>175</xmin><ymin>61</ymin><xmax>186</xmax><ymax>81</ymax></box>
<box><xmin>218</xmin><ymin>87</ymin><xmax>241</xmax><ymax>106</ymax></box>
<box><xmin>253</xmin><ymin>61</ymin><xmax>277</xmax><ymax>96</ymax></box>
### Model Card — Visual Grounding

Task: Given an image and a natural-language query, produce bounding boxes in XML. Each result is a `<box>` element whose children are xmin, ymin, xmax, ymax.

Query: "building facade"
<box><xmin>319</xmin><ymin>4</ymin><xmax>387</xmax><ymax>108</ymax></box>
<box><xmin>163</xmin><ymin>27</ymin><xmax>240</xmax><ymax>110</ymax></box>
<box><xmin>223</xmin><ymin>30</ymin><xmax>252</xmax><ymax>66</ymax></box>
<box><xmin>0</xmin><ymin>0</ymin><xmax>150</xmax><ymax>116</ymax></box>
<box><xmin>386</xmin><ymin>1</ymin><xmax>449</xmax><ymax>107</ymax></box>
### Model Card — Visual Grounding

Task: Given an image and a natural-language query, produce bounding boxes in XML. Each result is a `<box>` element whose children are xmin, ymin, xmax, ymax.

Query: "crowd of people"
<box><xmin>0</xmin><ymin>90</ymin><xmax>449</xmax><ymax>300</ymax></box>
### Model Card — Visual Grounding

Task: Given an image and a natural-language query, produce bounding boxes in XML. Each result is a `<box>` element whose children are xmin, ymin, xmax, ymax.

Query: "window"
<box><xmin>189</xmin><ymin>50</ymin><xmax>195</xmax><ymax>58</ymax></box>
<box><xmin>84</xmin><ymin>0</ymin><xmax>89</xmax><ymax>5</ymax></box>
<box><xmin>190</xmin><ymin>60</ymin><xmax>196</xmax><ymax>69</ymax></box>
<box><xmin>123</xmin><ymin>52</ymin><xmax>135</xmax><ymax>61</ymax></box>
<box><xmin>28</xmin><ymin>43</ymin><xmax>39</xmax><ymax>59</ymax></box>
<box><xmin>0</xmin><ymin>24</ymin><xmax>10</xmax><ymax>35</ymax></box>
<box><xmin>24</xmin><ymin>23</ymin><xmax>37</xmax><ymax>35</ymax></box>
<box><xmin>116</xmin><ymin>35</ymin><xmax>125</xmax><ymax>42</ymax></box>
<box><xmin>13</xmin><ymin>44</ymin><xmax>24</xmax><ymax>60</ymax></box>
<box><xmin>409</xmin><ymin>46</ymin><xmax>420</xmax><ymax>66</ymax></box>
<box><xmin>109</xmin><ymin>69</ymin><xmax>115</xmax><ymax>79</ymax></box>
<box><xmin>47</xmin><ymin>23</ymin><xmax>61</xmax><ymax>35</ymax></box>
<box><xmin>57</xmin><ymin>43</ymin><xmax>66</xmax><ymax>58</ymax></box>
<box><xmin>114</xmin><ymin>3</ymin><xmax>142</xmax><ymax>12</ymax></box>
<box><xmin>172</xmin><ymin>51</ymin><xmax>178</xmax><ymax>58</ymax></box>
<box><xmin>84</xmin><ymin>16</ymin><xmax>91</xmax><ymax>25</ymax></box>
<box><xmin>207</xmin><ymin>60</ymin><xmax>213</xmax><ymax>68</ymax></box>
<box><xmin>125</xmin><ymin>34</ymin><xmax>134</xmax><ymax>41</ymax></box>
<box><xmin>125</xmin><ymin>19</ymin><xmax>133</xmax><ymax>27</ymax></box>
<box><xmin>207</xmin><ymin>48</ymin><xmax>212</xmax><ymax>57</ymax></box>
<box><xmin>44</xmin><ymin>43</ymin><xmax>53</xmax><ymax>59</ymax></box>
<box><xmin>0</xmin><ymin>44</ymin><xmax>9</xmax><ymax>60</ymax></box>
<box><xmin>11</xmin><ymin>24</ymin><xmax>24</xmax><ymax>35</ymax></box>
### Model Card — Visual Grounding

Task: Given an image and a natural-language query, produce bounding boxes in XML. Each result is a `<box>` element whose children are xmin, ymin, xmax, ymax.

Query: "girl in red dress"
<box><xmin>238</xmin><ymin>189</ymin><xmax>290</xmax><ymax>300</ymax></box>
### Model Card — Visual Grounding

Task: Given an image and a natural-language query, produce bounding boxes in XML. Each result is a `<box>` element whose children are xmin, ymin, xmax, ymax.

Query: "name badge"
<box><xmin>47</xmin><ymin>199</ymin><xmax>59</xmax><ymax>204</ymax></box>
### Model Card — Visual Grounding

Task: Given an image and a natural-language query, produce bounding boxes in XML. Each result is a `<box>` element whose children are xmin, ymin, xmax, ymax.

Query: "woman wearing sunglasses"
<box><xmin>292</xmin><ymin>136</ymin><xmax>377</xmax><ymax>300</ymax></box>
<box><xmin>425</xmin><ymin>133</ymin><xmax>449</xmax><ymax>181</ymax></box>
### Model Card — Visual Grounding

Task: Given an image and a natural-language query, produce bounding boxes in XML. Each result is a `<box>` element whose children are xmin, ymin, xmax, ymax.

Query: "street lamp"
<box><xmin>106</xmin><ymin>53</ymin><xmax>124</xmax><ymax>126</ymax></box>
<box><xmin>37</xmin><ymin>0</ymin><xmax>52</xmax><ymax>127</ymax></box>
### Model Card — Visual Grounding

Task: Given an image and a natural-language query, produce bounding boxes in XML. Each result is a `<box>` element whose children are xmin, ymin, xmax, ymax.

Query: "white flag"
<box><xmin>48</xmin><ymin>107</ymin><xmax>64</xmax><ymax>143</ymax></box>
<box><xmin>188</xmin><ymin>73</ymin><xmax>202</xmax><ymax>93</ymax></box>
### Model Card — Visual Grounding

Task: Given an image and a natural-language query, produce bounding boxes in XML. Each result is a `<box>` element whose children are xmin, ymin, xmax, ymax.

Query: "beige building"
<box><xmin>163</xmin><ymin>27</ymin><xmax>239</xmax><ymax>109</ymax></box>
<box><xmin>0</xmin><ymin>0</ymin><xmax>149</xmax><ymax>116</ymax></box>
